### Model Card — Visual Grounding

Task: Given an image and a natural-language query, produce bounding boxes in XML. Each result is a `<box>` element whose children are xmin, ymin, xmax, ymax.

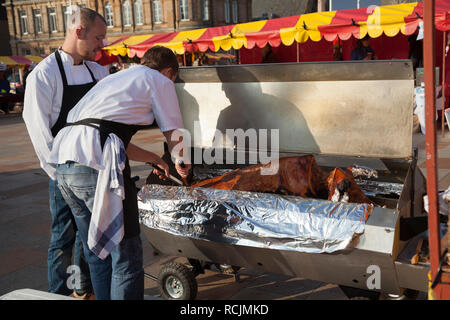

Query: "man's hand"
<box><xmin>152</xmin><ymin>158</ymin><xmax>170</xmax><ymax>181</ymax></box>
<box><xmin>175</xmin><ymin>162</ymin><xmax>191</xmax><ymax>179</ymax></box>
<box><xmin>126</xmin><ymin>143</ymin><xmax>170</xmax><ymax>179</ymax></box>
<box><xmin>163</xmin><ymin>129</ymin><xmax>192</xmax><ymax>179</ymax></box>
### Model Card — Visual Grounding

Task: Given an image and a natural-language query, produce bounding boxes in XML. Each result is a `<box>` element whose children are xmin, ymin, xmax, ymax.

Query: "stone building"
<box><xmin>0</xmin><ymin>0</ymin><xmax>11</xmax><ymax>55</ymax></box>
<box><xmin>252</xmin><ymin>0</ymin><xmax>317</xmax><ymax>20</ymax></box>
<box><xmin>2</xmin><ymin>0</ymin><xmax>252</xmax><ymax>56</ymax></box>
<box><xmin>381</xmin><ymin>0</ymin><xmax>418</xmax><ymax>5</ymax></box>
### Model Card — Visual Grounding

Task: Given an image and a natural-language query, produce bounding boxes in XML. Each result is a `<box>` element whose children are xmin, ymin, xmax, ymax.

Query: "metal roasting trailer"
<box><xmin>138</xmin><ymin>60</ymin><xmax>440</xmax><ymax>300</ymax></box>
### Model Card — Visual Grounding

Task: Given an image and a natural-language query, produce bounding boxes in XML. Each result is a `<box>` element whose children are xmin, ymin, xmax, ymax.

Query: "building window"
<box><xmin>122</xmin><ymin>0</ymin><xmax>131</xmax><ymax>26</ymax></box>
<box><xmin>152</xmin><ymin>0</ymin><xmax>162</xmax><ymax>24</ymax></box>
<box><xmin>23</xmin><ymin>48</ymin><xmax>31</xmax><ymax>55</ymax></box>
<box><xmin>179</xmin><ymin>0</ymin><xmax>189</xmax><ymax>21</ymax></box>
<box><xmin>19</xmin><ymin>10</ymin><xmax>28</xmax><ymax>35</ymax></box>
<box><xmin>202</xmin><ymin>0</ymin><xmax>209</xmax><ymax>21</ymax></box>
<box><xmin>224</xmin><ymin>0</ymin><xmax>230</xmax><ymax>24</ymax></box>
<box><xmin>48</xmin><ymin>7</ymin><xmax>57</xmax><ymax>33</ymax></box>
<box><xmin>33</xmin><ymin>9</ymin><xmax>43</xmax><ymax>34</ymax></box>
<box><xmin>105</xmin><ymin>2</ymin><xmax>114</xmax><ymax>28</ymax></box>
<box><xmin>134</xmin><ymin>0</ymin><xmax>144</xmax><ymax>25</ymax></box>
<box><xmin>63</xmin><ymin>6</ymin><xmax>70</xmax><ymax>29</ymax></box>
<box><xmin>232</xmin><ymin>0</ymin><xmax>238</xmax><ymax>23</ymax></box>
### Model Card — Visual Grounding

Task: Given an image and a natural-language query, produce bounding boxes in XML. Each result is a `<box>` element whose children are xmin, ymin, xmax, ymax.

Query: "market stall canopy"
<box><xmin>103</xmin><ymin>1</ymin><xmax>450</xmax><ymax>57</ymax></box>
<box><xmin>0</xmin><ymin>56</ymin><xmax>44</xmax><ymax>67</ymax></box>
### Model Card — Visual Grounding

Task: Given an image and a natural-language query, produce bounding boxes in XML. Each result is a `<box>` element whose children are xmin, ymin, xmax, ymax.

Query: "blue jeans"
<box><xmin>48</xmin><ymin>178</ymin><xmax>92</xmax><ymax>295</ymax></box>
<box><xmin>55</xmin><ymin>162</ymin><xmax>144</xmax><ymax>300</ymax></box>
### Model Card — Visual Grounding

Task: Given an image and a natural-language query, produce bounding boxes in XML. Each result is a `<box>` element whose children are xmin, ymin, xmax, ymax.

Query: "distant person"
<box><xmin>351</xmin><ymin>35</ymin><xmax>376</xmax><ymax>61</ymax></box>
<box><xmin>109</xmin><ymin>65</ymin><xmax>118</xmax><ymax>74</ymax></box>
<box><xmin>0</xmin><ymin>71</ymin><xmax>9</xmax><ymax>95</ymax></box>
<box><xmin>0</xmin><ymin>70</ymin><xmax>11</xmax><ymax>113</ymax></box>
<box><xmin>261</xmin><ymin>45</ymin><xmax>278</xmax><ymax>63</ymax></box>
<box><xmin>408</xmin><ymin>33</ymin><xmax>423</xmax><ymax>73</ymax></box>
<box><xmin>23</xmin><ymin>66</ymin><xmax>32</xmax><ymax>91</ymax></box>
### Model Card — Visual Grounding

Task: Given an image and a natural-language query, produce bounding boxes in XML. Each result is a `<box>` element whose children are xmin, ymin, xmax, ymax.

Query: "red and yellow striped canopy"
<box><xmin>103</xmin><ymin>1</ymin><xmax>450</xmax><ymax>57</ymax></box>
<box><xmin>0</xmin><ymin>55</ymin><xmax>44</xmax><ymax>67</ymax></box>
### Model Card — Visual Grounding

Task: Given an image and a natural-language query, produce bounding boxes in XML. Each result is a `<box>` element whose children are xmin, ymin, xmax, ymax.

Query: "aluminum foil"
<box><xmin>356</xmin><ymin>179</ymin><xmax>404</xmax><ymax>197</ymax></box>
<box><xmin>138</xmin><ymin>185</ymin><xmax>373</xmax><ymax>254</ymax></box>
<box><xmin>192</xmin><ymin>167</ymin><xmax>233</xmax><ymax>180</ymax></box>
<box><xmin>350</xmin><ymin>164</ymin><xmax>379</xmax><ymax>179</ymax></box>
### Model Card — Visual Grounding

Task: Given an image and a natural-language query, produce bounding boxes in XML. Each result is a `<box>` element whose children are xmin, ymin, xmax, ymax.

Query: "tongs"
<box><xmin>146</xmin><ymin>162</ymin><xmax>185</xmax><ymax>186</ymax></box>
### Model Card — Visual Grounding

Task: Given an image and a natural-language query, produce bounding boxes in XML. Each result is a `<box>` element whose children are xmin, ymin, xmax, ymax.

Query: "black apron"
<box><xmin>51</xmin><ymin>50</ymin><xmax>97</xmax><ymax>137</ymax></box>
<box><xmin>64</xmin><ymin>118</ymin><xmax>152</xmax><ymax>238</ymax></box>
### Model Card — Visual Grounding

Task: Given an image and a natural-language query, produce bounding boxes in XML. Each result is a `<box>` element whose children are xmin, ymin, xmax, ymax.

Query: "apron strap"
<box><xmin>55</xmin><ymin>50</ymin><xmax>97</xmax><ymax>85</ymax></box>
<box><xmin>54</xmin><ymin>50</ymin><xmax>68</xmax><ymax>87</ymax></box>
<box><xmin>64</xmin><ymin>118</ymin><xmax>152</xmax><ymax>150</ymax></box>
<box><xmin>84</xmin><ymin>63</ymin><xmax>97</xmax><ymax>83</ymax></box>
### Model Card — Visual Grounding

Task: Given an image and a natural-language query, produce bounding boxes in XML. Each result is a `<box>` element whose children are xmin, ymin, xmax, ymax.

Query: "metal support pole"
<box><xmin>423</xmin><ymin>0</ymin><xmax>448</xmax><ymax>300</ymax></box>
<box><xmin>442</xmin><ymin>31</ymin><xmax>447</xmax><ymax>137</ymax></box>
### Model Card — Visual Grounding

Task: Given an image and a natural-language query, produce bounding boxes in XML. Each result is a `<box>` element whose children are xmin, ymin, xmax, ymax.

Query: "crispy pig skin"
<box><xmin>327</xmin><ymin>168</ymin><xmax>373</xmax><ymax>205</ymax></box>
<box><xmin>191</xmin><ymin>155</ymin><xmax>329</xmax><ymax>199</ymax></box>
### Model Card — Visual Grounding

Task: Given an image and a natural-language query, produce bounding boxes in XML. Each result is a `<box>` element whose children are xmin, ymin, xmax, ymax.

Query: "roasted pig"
<box><xmin>191</xmin><ymin>155</ymin><xmax>329</xmax><ymax>199</ymax></box>
<box><xmin>146</xmin><ymin>151</ymin><xmax>372</xmax><ymax>206</ymax></box>
<box><xmin>327</xmin><ymin>168</ymin><xmax>373</xmax><ymax>205</ymax></box>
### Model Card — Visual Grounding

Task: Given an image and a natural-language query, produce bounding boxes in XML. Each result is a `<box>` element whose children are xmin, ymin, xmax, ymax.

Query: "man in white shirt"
<box><xmin>22</xmin><ymin>7</ymin><xmax>108</xmax><ymax>298</ymax></box>
<box><xmin>50</xmin><ymin>46</ymin><xmax>191</xmax><ymax>300</ymax></box>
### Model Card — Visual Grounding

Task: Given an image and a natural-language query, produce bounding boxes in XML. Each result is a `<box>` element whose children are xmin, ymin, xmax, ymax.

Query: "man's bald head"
<box><xmin>68</xmin><ymin>7</ymin><xmax>106</xmax><ymax>32</ymax></box>
<box><xmin>63</xmin><ymin>6</ymin><xmax>107</xmax><ymax>63</ymax></box>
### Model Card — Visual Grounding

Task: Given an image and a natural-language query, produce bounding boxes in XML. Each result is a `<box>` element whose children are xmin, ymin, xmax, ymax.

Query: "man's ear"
<box><xmin>75</xmin><ymin>26</ymin><xmax>85</xmax><ymax>40</ymax></box>
<box><xmin>160</xmin><ymin>68</ymin><xmax>173</xmax><ymax>79</ymax></box>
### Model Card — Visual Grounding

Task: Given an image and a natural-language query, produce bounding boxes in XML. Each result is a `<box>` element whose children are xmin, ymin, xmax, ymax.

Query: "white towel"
<box><xmin>423</xmin><ymin>186</ymin><xmax>450</xmax><ymax>217</ymax></box>
<box><xmin>88</xmin><ymin>134</ymin><xmax>126</xmax><ymax>260</ymax></box>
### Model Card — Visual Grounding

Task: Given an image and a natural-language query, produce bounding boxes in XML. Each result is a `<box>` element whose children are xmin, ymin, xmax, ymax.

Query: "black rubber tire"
<box><xmin>339</xmin><ymin>285</ymin><xmax>380</xmax><ymax>300</ymax></box>
<box><xmin>158</xmin><ymin>263</ymin><xmax>198</xmax><ymax>300</ymax></box>
<box><xmin>349</xmin><ymin>296</ymin><xmax>371</xmax><ymax>300</ymax></box>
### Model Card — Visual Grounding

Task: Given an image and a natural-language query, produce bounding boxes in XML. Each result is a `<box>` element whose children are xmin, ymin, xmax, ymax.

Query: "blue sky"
<box><xmin>331</xmin><ymin>0</ymin><xmax>382</xmax><ymax>11</ymax></box>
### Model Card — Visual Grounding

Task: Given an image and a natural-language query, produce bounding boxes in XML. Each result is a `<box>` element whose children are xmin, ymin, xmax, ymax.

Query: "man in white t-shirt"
<box><xmin>49</xmin><ymin>46</ymin><xmax>191</xmax><ymax>300</ymax></box>
<box><xmin>23</xmin><ymin>7</ymin><xmax>108</xmax><ymax>299</ymax></box>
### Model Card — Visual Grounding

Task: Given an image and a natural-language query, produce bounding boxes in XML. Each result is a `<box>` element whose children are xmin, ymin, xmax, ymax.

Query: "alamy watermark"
<box><xmin>169</xmin><ymin>122</ymin><xmax>280</xmax><ymax>175</ymax></box>
<box><xmin>366</xmin><ymin>265</ymin><xmax>381</xmax><ymax>290</ymax></box>
<box><xmin>66</xmin><ymin>265</ymin><xmax>81</xmax><ymax>291</ymax></box>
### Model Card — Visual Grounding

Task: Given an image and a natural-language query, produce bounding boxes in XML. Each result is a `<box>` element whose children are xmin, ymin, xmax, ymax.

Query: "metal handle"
<box><xmin>146</xmin><ymin>162</ymin><xmax>183</xmax><ymax>186</ymax></box>
<box><xmin>177</xmin><ymin>160</ymin><xmax>186</xmax><ymax>168</ymax></box>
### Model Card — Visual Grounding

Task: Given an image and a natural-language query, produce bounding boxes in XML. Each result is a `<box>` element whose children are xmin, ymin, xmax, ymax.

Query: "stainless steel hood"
<box><xmin>175</xmin><ymin>60</ymin><xmax>414</xmax><ymax>159</ymax></box>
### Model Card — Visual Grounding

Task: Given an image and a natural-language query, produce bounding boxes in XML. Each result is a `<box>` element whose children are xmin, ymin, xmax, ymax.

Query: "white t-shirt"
<box><xmin>49</xmin><ymin>65</ymin><xmax>184</xmax><ymax>171</ymax></box>
<box><xmin>23</xmin><ymin>49</ymin><xmax>109</xmax><ymax>180</ymax></box>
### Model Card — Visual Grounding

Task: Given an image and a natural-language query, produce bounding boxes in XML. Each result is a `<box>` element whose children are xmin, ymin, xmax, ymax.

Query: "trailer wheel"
<box><xmin>158</xmin><ymin>263</ymin><xmax>198</xmax><ymax>300</ymax></box>
<box><xmin>338</xmin><ymin>285</ymin><xmax>380</xmax><ymax>300</ymax></box>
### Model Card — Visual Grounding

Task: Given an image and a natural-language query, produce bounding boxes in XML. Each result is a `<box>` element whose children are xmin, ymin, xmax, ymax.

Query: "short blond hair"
<box><xmin>67</xmin><ymin>6</ymin><xmax>106</xmax><ymax>32</ymax></box>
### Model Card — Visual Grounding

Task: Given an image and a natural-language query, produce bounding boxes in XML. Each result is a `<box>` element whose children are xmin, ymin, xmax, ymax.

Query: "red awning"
<box><xmin>103</xmin><ymin>1</ymin><xmax>450</xmax><ymax>57</ymax></box>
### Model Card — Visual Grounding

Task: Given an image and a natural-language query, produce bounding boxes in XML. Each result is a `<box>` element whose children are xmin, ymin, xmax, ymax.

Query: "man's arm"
<box><xmin>126</xmin><ymin>142</ymin><xmax>170</xmax><ymax>177</ymax></box>
<box><xmin>22</xmin><ymin>68</ymin><xmax>57</xmax><ymax>180</ymax></box>
<box><xmin>149</xmin><ymin>76</ymin><xmax>191</xmax><ymax>178</ymax></box>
